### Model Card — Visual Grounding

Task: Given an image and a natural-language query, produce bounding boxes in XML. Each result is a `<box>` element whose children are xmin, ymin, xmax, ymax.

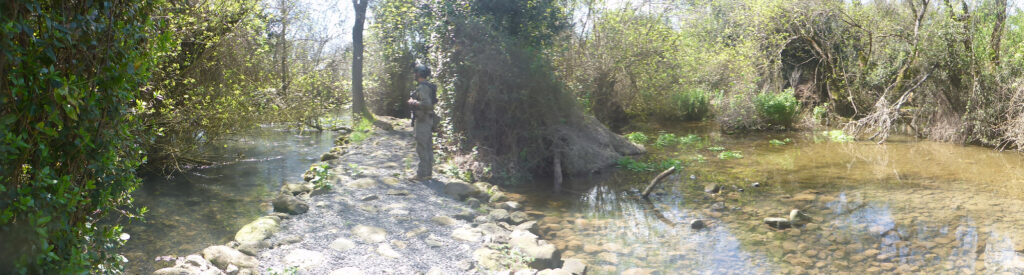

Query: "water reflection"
<box><xmin>519</xmin><ymin>129</ymin><xmax>1024</xmax><ymax>274</ymax></box>
<box><xmin>119</xmin><ymin>128</ymin><xmax>334</xmax><ymax>274</ymax></box>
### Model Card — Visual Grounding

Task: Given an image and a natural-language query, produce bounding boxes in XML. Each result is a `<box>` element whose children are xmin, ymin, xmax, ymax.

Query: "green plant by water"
<box><xmin>754</xmin><ymin>88</ymin><xmax>800</xmax><ymax>127</ymax></box>
<box><xmin>309</xmin><ymin>163</ymin><xmax>331</xmax><ymax>190</ymax></box>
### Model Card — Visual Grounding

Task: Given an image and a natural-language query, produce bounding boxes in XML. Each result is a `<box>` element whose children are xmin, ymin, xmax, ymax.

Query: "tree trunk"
<box><xmin>351</xmin><ymin>0</ymin><xmax>370</xmax><ymax>118</ymax></box>
<box><xmin>990</xmin><ymin>0</ymin><xmax>1007</xmax><ymax>67</ymax></box>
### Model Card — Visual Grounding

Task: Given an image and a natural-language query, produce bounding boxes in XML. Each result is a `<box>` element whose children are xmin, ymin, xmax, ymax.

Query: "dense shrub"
<box><xmin>754</xmin><ymin>88</ymin><xmax>800</xmax><ymax>128</ymax></box>
<box><xmin>1</xmin><ymin>0</ymin><xmax>158</xmax><ymax>272</ymax></box>
<box><xmin>667</xmin><ymin>89</ymin><xmax>713</xmax><ymax>121</ymax></box>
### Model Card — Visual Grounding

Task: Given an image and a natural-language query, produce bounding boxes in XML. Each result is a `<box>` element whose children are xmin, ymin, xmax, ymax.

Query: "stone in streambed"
<box><xmin>690</xmin><ymin>219</ymin><xmax>707</xmax><ymax>230</ymax></box>
<box><xmin>443</xmin><ymin>181</ymin><xmax>479</xmax><ymax>200</ymax></box>
<box><xmin>202</xmin><ymin>245</ymin><xmax>258</xmax><ymax>270</ymax></box>
<box><xmin>489</xmin><ymin>209</ymin><xmax>510</xmax><ymax>222</ymax></box>
<box><xmin>509</xmin><ymin>211</ymin><xmax>529</xmax><ymax>225</ymax></box>
<box><xmin>561</xmin><ymin>258</ymin><xmax>587</xmax><ymax>275</ymax></box>
<box><xmin>376</xmin><ymin>243</ymin><xmax>402</xmax><ymax>258</ymax></box>
<box><xmin>329</xmin><ymin>238</ymin><xmax>356</xmax><ymax>252</ymax></box>
<box><xmin>352</xmin><ymin>225</ymin><xmax>387</xmax><ymax>243</ymax></box>
<box><xmin>346</xmin><ymin>178</ymin><xmax>378</xmax><ymax>189</ymax></box>
<box><xmin>764</xmin><ymin>217</ymin><xmax>793</xmax><ymax>229</ymax></box>
<box><xmin>281</xmin><ymin>183</ymin><xmax>314</xmax><ymax>195</ymax></box>
<box><xmin>272</xmin><ymin>193</ymin><xmax>308</xmax><ymax>215</ymax></box>
<box><xmin>235</xmin><ymin>216</ymin><xmax>280</xmax><ymax>244</ymax></box>
<box><xmin>704</xmin><ymin>184</ymin><xmax>721</xmax><ymax>194</ymax></box>
<box><xmin>283</xmin><ymin>249</ymin><xmax>324</xmax><ymax>270</ymax></box>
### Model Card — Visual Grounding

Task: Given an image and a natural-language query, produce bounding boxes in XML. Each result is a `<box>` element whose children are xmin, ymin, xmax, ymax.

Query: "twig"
<box><xmin>642</xmin><ymin>166</ymin><xmax>677</xmax><ymax>198</ymax></box>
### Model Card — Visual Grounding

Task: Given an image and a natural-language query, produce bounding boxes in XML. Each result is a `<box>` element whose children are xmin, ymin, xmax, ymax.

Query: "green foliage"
<box><xmin>348</xmin><ymin>117</ymin><xmax>374</xmax><ymax>143</ymax></box>
<box><xmin>678</xmin><ymin>134</ymin><xmax>703</xmax><ymax>146</ymax></box>
<box><xmin>769</xmin><ymin>138</ymin><xmax>792</xmax><ymax>146</ymax></box>
<box><xmin>309</xmin><ymin>163</ymin><xmax>331</xmax><ymax>190</ymax></box>
<box><xmin>625</xmin><ymin>132</ymin><xmax>649</xmax><ymax>144</ymax></box>
<box><xmin>718</xmin><ymin>151</ymin><xmax>744</xmax><ymax>160</ymax></box>
<box><xmin>689</xmin><ymin>154</ymin><xmax>708</xmax><ymax>163</ymax></box>
<box><xmin>0</xmin><ymin>0</ymin><xmax>159</xmax><ymax>272</ymax></box>
<box><xmin>669</xmin><ymin>89</ymin><xmax>713</xmax><ymax>121</ymax></box>
<box><xmin>707</xmin><ymin>146</ymin><xmax>726</xmax><ymax>151</ymax></box>
<box><xmin>754</xmin><ymin>88</ymin><xmax>800</xmax><ymax>128</ymax></box>
<box><xmin>822</xmin><ymin>130</ymin><xmax>854</xmax><ymax>143</ymax></box>
<box><xmin>617</xmin><ymin>157</ymin><xmax>682</xmax><ymax>173</ymax></box>
<box><xmin>653</xmin><ymin>133</ymin><xmax>679</xmax><ymax>148</ymax></box>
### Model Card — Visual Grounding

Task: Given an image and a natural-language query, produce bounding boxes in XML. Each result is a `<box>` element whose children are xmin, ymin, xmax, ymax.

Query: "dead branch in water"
<box><xmin>642</xmin><ymin>166</ymin><xmax>677</xmax><ymax>198</ymax></box>
<box><xmin>844</xmin><ymin>73</ymin><xmax>929</xmax><ymax>144</ymax></box>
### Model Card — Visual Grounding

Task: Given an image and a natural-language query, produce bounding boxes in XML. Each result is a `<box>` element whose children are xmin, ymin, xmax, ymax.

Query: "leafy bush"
<box><xmin>668</xmin><ymin>89</ymin><xmax>712</xmax><ymax>121</ymax></box>
<box><xmin>309</xmin><ymin>163</ymin><xmax>331</xmax><ymax>190</ymax></box>
<box><xmin>754</xmin><ymin>88</ymin><xmax>800</xmax><ymax>128</ymax></box>
<box><xmin>678</xmin><ymin>134</ymin><xmax>702</xmax><ymax>145</ymax></box>
<box><xmin>625</xmin><ymin>132</ymin><xmax>649</xmax><ymax>144</ymax></box>
<box><xmin>0</xmin><ymin>0</ymin><xmax>159</xmax><ymax>272</ymax></box>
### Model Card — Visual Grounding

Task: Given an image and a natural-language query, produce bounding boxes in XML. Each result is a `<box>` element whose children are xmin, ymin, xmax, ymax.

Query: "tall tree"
<box><xmin>351</xmin><ymin>0</ymin><xmax>370</xmax><ymax>118</ymax></box>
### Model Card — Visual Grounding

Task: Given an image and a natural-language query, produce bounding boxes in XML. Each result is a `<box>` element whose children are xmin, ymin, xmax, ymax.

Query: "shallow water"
<box><xmin>518</xmin><ymin>124</ymin><xmax>1024</xmax><ymax>274</ymax></box>
<box><xmin>119</xmin><ymin>128</ymin><xmax>334</xmax><ymax>274</ymax></box>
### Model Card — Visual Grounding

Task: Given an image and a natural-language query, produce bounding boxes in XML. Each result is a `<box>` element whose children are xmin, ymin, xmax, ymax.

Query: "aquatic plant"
<box><xmin>769</xmin><ymin>138</ymin><xmax>792</xmax><ymax>146</ymax></box>
<box><xmin>718</xmin><ymin>151</ymin><xmax>743</xmax><ymax>159</ymax></box>
<box><xmin>617</xmin><ymin>157</ymin><xmax>651</xmax><ymax>172</ymax></box>
<box><xmin>707</xmin><ymin>146</ymin><xmax>726</xmax><ymax>151</ymax></box>
<box><xmin>823</xmin><ymin>130</ymin><xmax>854</xmax><ymax>142</ymax></box>
<box><xmin>654</xmin><ymin>133</ymin><xmax>679</xmax><ymax>148</ymax></box>
<box><xmin>678</xmin><ymin>134</ymin><xmax>702</xmax><ymax>146</ymax></box>
<box><xmin>625</xmin><ymin>132</ymin><xmax>649</xmax><ymax>144</ymax></box>
<box><xmin>690</xmin><ymin>154</ymin><xmax>708</xmax><ymax>163</ymax></box>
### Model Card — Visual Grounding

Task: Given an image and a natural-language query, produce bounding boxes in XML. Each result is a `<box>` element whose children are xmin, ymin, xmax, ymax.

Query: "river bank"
<box><xmin>153</xmin><ymin>116</ymin><xmax>585</xmax><ymax>274</ymax></box>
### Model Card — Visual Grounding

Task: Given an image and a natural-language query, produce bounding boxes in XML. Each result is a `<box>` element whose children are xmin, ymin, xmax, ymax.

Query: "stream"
<box><xmin>119</xmin><ymin>127</ymin><xmax>334</xmax><ymax>274</ymax></box>
<box><xmin>516</xmin><ymin>123</ymin><xmax>1024</xmax><ymax>274</ymax></box>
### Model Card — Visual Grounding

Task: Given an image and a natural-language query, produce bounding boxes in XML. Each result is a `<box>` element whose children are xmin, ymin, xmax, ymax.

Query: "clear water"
<box><xmin>119</xmin><ymin>128</ymin><xmax>334</xmax><ymax>274</ymax></box>
<box><xmin>517</xmin><ymin>123</ymin><xmax>1024</xmax><ymax>274</ymax></box>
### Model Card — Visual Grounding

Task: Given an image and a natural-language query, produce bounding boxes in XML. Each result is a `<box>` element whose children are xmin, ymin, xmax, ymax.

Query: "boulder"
<box><xmin>509</xmin><ymin>230</ymin><xmax>558</xmax><ymax>268</ymax></box>
<box><xmin>690</xmin><ymin>219</ymin><xmax>707</xmax><ymax>230</ymax></box>
<box><xmin>515</xmin><ymin>221</ymin><xmax>539</xmax><ymax>234</ymax></box>
<box><xmin>234</xmin><ymin>217</ymin><xmax>280</xmax><ymax>244</ymax></box>
<box><xmin>451</xmin><ymin>227</ymin><xmax>482</xmax><ymax>242</ymax></box>
<box><xmin>272</xmin><ymin>193</ymin><xmax>309</xmax><ymax>215</ymax></box>
<box><xmin>500</xmin><ymin>201</ymin><xmax>521</xmax><ymax>211</ymax></box>
<box><xmin>329</xmin><ymin>238</ymin><xmax>357</xmax><ymax>252</ymax></box>
<box><xmin>509</xmin><ymin>211</ymin><xmax>529</xmax><ymax>225</ymax></box>
<box><xmin>472</xmin><ymin>248</ymin><xmax>503</xmax><ymax>271</ymax></box>
<box><xmin>488</xmin><ymin>209</ymin><xmax>511</xmax><ymax>223</ymax></box>
<box><xmin>202</xmin><ymin>246</ymin><xmax>258</xmax><ymax>270</ymax></box>
<box><xmin>443</xmin><ymin>181</ymin><xmax>479</xmax><ymax>199</ymax></box>
<box><xmin>431</xmin><ymin>216</ymin><xmax>456</xmax><ymax>226</ymax></box>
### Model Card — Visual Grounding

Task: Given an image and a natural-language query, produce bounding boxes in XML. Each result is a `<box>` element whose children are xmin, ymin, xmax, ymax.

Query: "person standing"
<box><xmin>408</xmin><ymin>64</ymin><xmax>436</xmax><ymax>180</ymax></box>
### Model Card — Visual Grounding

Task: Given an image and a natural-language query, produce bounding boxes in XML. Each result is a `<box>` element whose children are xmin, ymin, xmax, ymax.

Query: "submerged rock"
<box><xmin>704</xmin><ymin>184</ymin><xmax>721</xmax><ymax>194</ymax></box>
<box><xmin>352</xmin><ymin>225</ymin><xmax>387</xmax><ymax>243</ymax></box>
<box><xmin>690</xmin><ymin>219</ymin><xmax>707</xmax><ymax>230</ymax></box>
<box><xmin>443</xmin><ymin>181</ymin><xmax>479</xmax><ymax>200</ymax></box>
<box><xmin>764</xmin><ymin>217</ymin><xmax>793</xmax><ymax>229</ymax></box>
<box><xmin>561</xmin><ymin>258</ymin><xmax>587</xmax><ymax>275</ymax></box>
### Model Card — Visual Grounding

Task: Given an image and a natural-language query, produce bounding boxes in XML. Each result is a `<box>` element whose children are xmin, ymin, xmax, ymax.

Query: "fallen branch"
<box><xmin>642</xmin><ymin>166</ymin><xmax>677</xmax><ymax>198</ymax></box>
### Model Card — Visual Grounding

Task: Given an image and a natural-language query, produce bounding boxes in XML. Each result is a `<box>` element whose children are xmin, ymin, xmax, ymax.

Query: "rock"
<box><xmin>516</xmin><ymin>221</ymin><xmax>539</xmax><ymax>234</ymax></box>
<box><xmin>622</xmin><ymin>268</ymin><xmax>655</xmax><ymax>275</ymax></box>
<box><xmin>466</xmin><ymin>197</ymin><xmax>482</xmax><ymax>208</ymax></box>
<box><xmin>276</xmin><ymin>235</ymin><xmax>303</xmax><ymax>247</ymax></box>
<box><xmin>537</xmin><ymin>269</ymin><xmax>572</xmax><ymax>275</ymax></box>
<box><xmin>478</xmin><ymin>223</ymin><xmax>512</xmax><ymax>243</ymax></box>
<box><xmin>376</xmin><ymin>243</ymin><xmax>402</xmax><ymax>258</ymax></box>
<box><xmin>704</xmin><ymin>184</ymin><xmax>721</xmax><ymax>194</ymax></box>
<box><xmin>509</xmin><ymin>211</ymin><xmax>529</xmax><ymax>225</ymax></box>
<box><xmin>381</xmin><ymin>177</ymin><xmax>401</xmax><ymax>186</ymax></box>
<box><xmin>489</xmin><ymin>191</ymin><xmax>507</xmax><ymax>203</ymax></box>
<box><xmin>283</xmin><ymin>249</ymin><xmax>324</xmax><ymax>270</ymax></box>
<box><xmin>425</xmin><ymin>235</ymin><xmax>445</xmax><ymax>247</ymax></box>
<box><xmin>360</xmin><ymin>194</ymin><xmax>379</xmax><ymax>201</ymax></box>
<box><xmin>234</xmin><ymin>217</ymin><xmax>280</xmax><ymax>244</ymax></box>
<box><xmin>281</xmin><ymin>183</ymin><xmax>314</xmax><ymax>195</ymax></box>
<box><xmin>690</xmin><ymin>219</ymin><xmax>707</xmax><ymax>230</ymax></box>
<box><xmin>352</xmin><ymin>225</ymin><xmax>387</xmax><ymax>243</ymax></box>
<box><xmin>425</xmin><ymin>267</ymin><xmax>444</xmax><ymax>275</ymax></box>
<box><xmin>346</xmin><ymin>178</ymin><xmax>378</xmax><ymax>189</ymax></box>
<box><xmin>489</xmin><ymin>209</ymin><xmax>511</xmax><ymax>222</ymax></box>
<box><xmin>386</xmin><ymin>189</ymin><xmax>410</xmax><ymax>196</ymax></box>
<box><xmin>329</xmin><ymin>267</ymin><xmax>364</xmax><ymax>275</ymax></box>
<box><xmin>454</xmin><ymin>210</ymin><xmax>476</xmax><ymax>221</ymax></box>
<box><xmin>509</xmin><ymin>230</ymin><xmax>558</xmax><ymax>268</ymax></box>
<box><xmin>751</xmin><ymin>182</ymin><xmax>761</xmax><ymax>187</ymax></box>
<box><xmin>329</xmin><ymin>238</ymin><xmax>356</xmax><ymax>252</ymax></box>
<box><xmin>452</xmin><ymin>227</ymin><xmax>482</xmax><ymax>242</ymax></box>
<box><xmin>501</xmin><ymin>201</ymin><xmax>522</xmax><ymax>211</ymax></box>
<box><xmin>202</xmin><ymin>246</ymin><xmax>258</xmax><ymax>270</ymax></box>
<box><xmin>473</xmin><ymin>181</ymin><xmax>496</xmax><ymax>194</ymax></box>
<box><xmin>561</xmin><ymin>258</ymin><xmax>587</xmax><ymax>275</ymax></box>
<box><xmin>789</xmin><ymin>209</ymin><xmax>811</xmax><ymax>223</ymax></box>
<box><xmin>272</xmin><ymin>193</ymin><xmax>309</xmax><ymax>215</ymax></box>
<box><xmin>472</xmin><ymin>248</ymin><xmax>503</xmax><ymax>271</ymax></box>
<box><xmin>432</xmin><ymin>216</ymin><xmax>456</xmax><ymax>226</ymax></box>
<box><xmin>596</xmin><ymin>252</ymin><xmax>618</xmax><ymax>264</ymax></box>
<box><xmin>153</xmin><ymin>267</ymin><xmax>194</xmax><ymax>275</ymax></box>
<box><xmin>443</xmin><ymin>181</ymin><xmax>479</xmax><ymax>200</ymax></box>
<box><xmin>764</xmin><ymin>217</ymin><xmax>793</xmax><ymax>229</ymax></box>
<box><xmin>302</xmin><ymin>170</ymin><xmax>316</xmax><ymax>182</ymax></box>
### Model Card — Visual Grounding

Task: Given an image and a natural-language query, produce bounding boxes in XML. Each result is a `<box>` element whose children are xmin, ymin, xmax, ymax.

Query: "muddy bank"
<box><xmin>153</xmin><ymin>116</ymin><xmax>586</xmax><ymax>274</ymax></box>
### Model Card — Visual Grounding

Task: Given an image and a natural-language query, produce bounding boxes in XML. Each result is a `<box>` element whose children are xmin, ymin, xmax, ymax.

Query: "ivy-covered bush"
<box><xmin>0</xmin><ymin>1</ymin><xmax>159</xmax><ymax>273</ymax></box>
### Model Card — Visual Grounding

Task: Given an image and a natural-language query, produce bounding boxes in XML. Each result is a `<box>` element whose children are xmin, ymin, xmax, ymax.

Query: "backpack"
<box><xmin>422</xmin><ymin>82</ymin><xmax>438</xmax><ymax>105</ymax></box>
